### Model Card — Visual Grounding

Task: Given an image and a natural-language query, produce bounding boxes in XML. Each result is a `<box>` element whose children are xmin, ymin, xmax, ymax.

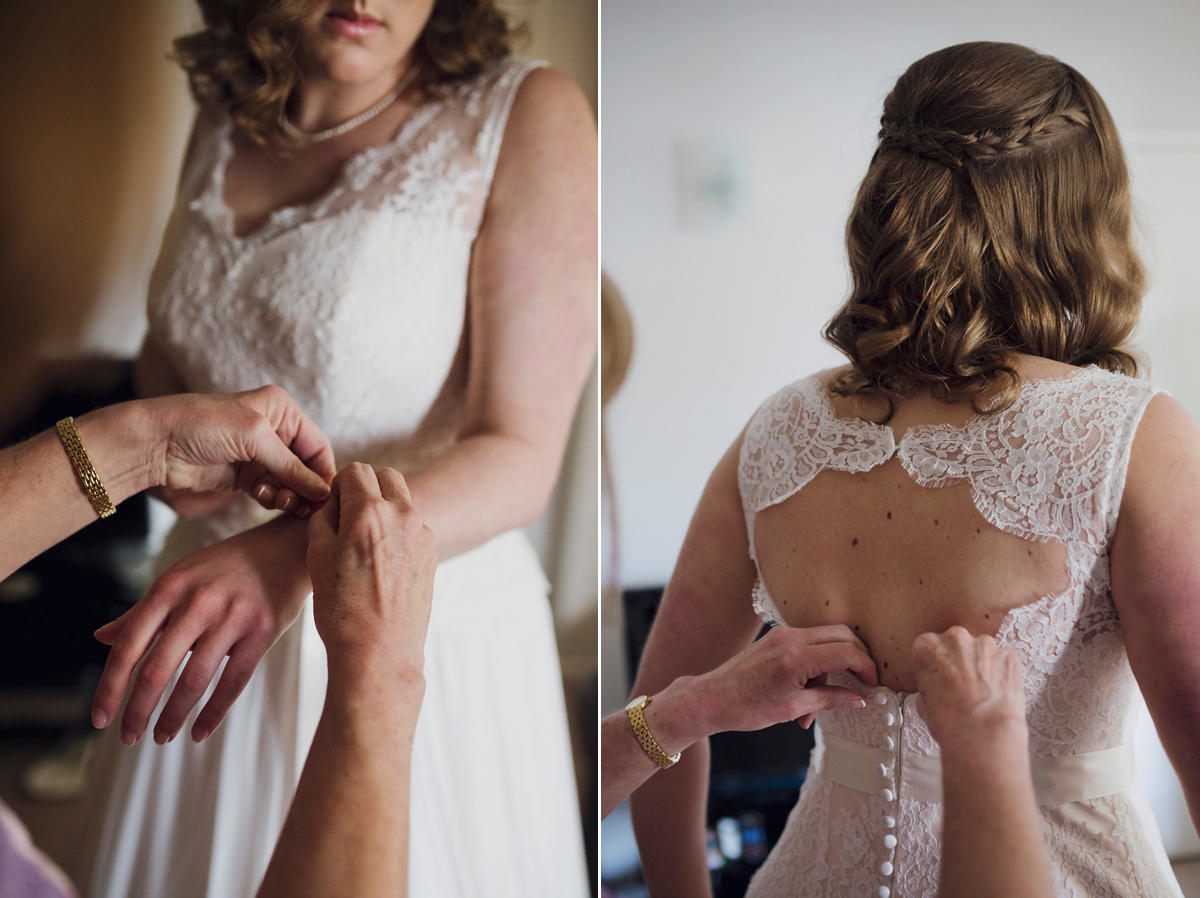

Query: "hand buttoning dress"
<box><xmin>87</xmin><ymin>56</ymin><xmax>589</xmax><ymax>898</ymax></box>
<box><xmin>737</xmin><ymin>367</ymin><xmax>1183</xmax><ymax>898</ymax></box>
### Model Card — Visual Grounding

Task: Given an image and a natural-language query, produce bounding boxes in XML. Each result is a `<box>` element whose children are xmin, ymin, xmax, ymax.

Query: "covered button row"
<box><xmin>874</xmin><ymin>690</ymin><xmax>900</xmax><ymax>898</ymax></box>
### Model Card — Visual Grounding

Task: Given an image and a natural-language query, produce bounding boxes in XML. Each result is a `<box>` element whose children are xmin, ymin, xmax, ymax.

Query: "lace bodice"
<box><xmin>148</xmin><ymin>56</ymin><xmax>544</xmax><ymax>482</ymax></box>
<box><xmin>737</xmin><ymin>367</ymin><xmax>1183</xmax><ymax>897</ymax></box>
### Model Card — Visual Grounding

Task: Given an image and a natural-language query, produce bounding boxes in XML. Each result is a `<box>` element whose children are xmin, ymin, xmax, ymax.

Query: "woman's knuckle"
<box><xmin>222</xmin><ymin>669</ymin><xmax>251</xmax><ymax>695</ymax></box>
<box><xmin>136</xmin><ymin>661</ymin><xmax>169</xmax><ymax>691</ymax></box>
<box><xmin>178</xmin><ymin>669</ymin><xmax>210</xmax><ymax>695</ymax></box>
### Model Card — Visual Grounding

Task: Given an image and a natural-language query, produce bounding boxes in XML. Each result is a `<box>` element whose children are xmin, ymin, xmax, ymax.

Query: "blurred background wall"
<box><xmin>602</xmin><ymin>0</ymin><xmax>1200</xmax><ymax>862</ymax></box>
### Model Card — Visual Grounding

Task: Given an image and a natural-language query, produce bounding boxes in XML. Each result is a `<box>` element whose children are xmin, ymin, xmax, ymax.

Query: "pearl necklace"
<box><xmin>282</xmin><ymin>67</ymin><xmax>419</xmax><ymax>144</ymax></box>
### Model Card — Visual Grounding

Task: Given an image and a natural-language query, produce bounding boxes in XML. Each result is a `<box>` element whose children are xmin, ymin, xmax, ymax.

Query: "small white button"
<box><xmin>873</xmin><ymin>692</ymin><xmax>888</xmax><ymax>706</ymax></box>
<box><xmin>885</xmin><ymin>712</ymin><xmax>895</xmax><ymax>726</ymax></box>
<box><xmin>884</xmin><ymin>735</ymin><xmax>895</xmax><ymax>750</ymax></box>
<box><xmin>879</xmin><ymin>788</ymin><xmax>894</xmax><ymax>801</ymax></box>
<box><xmin>883</xmin><ymin>815</ymin><xmax>895</xmax><ymax>828</ymax></box>
<box><xmin>879</xmin><ymin>762</ymin><xmax>892</xmax><ymax>779</ymax></box>
<box><xmin>884</xmin><ymin>833</ymin><xmax>897</xmax><ymax>849</ymax></box>
<box><xmin>879</xmin><ymin>860</ymin><xmax>894</xmax><ymax>875</ymax></box>
<box><xmin>878</xmin><ymin>888</ymin><xmax>891</xmax><ymax>898</ymax></box>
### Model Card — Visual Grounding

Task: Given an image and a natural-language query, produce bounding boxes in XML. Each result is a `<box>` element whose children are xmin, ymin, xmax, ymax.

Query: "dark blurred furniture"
<box><xmin>622</xmin><ymin>587</ymin><xmax>813</xmax><ymax>898</ymax></box>
<box><xmin>0</xmin><ymin>359</ymin><xmax>150</xmax><ymax>732</ymax></box>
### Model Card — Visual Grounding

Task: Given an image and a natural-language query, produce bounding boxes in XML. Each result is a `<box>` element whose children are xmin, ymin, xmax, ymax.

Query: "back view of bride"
<box><xmin>631</xmin><ymin>42</ymin><xmax>1200</xmax><ymax>897</ymax></box>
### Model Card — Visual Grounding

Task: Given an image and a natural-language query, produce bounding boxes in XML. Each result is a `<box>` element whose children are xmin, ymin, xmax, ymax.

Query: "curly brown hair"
<box><xmin>173</xmin><ymin>0</ymin><xmax>519</xmax><ymax>146</ymax></box>
<box><xmin>825</xmin><ymin>42</ymin><xmax>1143</xmax><ymax>418</ymax></box>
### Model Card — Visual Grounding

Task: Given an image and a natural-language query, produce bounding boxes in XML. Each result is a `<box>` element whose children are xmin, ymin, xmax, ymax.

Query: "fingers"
<box><xmin>307</xmin><ymin>475</ymin><xmax>341</xmax><ymax>544</ymax></box>
<box><xmin>783</xmin><ymin>623</ymin><xmax>872</xmax><ymax>658</ymax></box>
<box><xmin>796</xmin><ymin>685</ymin><xmax>870</xmax><ymax>716</ymax></box>
<box><xmin>191</xmin><ymin>637</ymin><xmax>271</xmax><ymax>743</ymax></box>
<box><xmin>243</xmin><ymin>416</ymin><xmax>332</xmax><ymax>504</ymax></box>
<box><xmin>91</xmin><ymin>600</ymin><xmax>171</xmax><ymax>730</ymax></box>
<box><xmin>335</xmin><ymin>463</ymin><xmax>382</xmax><ymax>502</ymax></box>
<box><xmin>119</xmin><ymin>616</ymin><xmax>207</xmax><ymax>746</ymax></box>
<box><xmin>241</xmin><ymin>385</ymin><xmax>337</xmax><ymax>486</ymax></box>
<box><xmin>803</xmin><ymin>641</ymin><xmax>879</xmax><ymax>687</ymax></box>
<box><xmin>94</xmin><ymin>607</ymin><xmax>134</xmax><ymax>646</ymax></box>
<box><xmin>251</xmin><ymin>476</ymin><xmax>279</xmax><ymax>510</ymax></box>
<box><xmin>375</xmin><ymin>468</ymin><xmax>413</xmax><ymax>507</ymax></box>
<box><xmin>152</xmin><ymin>626</ymin><xmax>239</xmax><ymax>744</ymax></box>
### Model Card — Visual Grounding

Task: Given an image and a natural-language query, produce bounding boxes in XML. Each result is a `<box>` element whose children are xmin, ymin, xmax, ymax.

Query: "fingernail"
<box><xmin>121</xmin><ymin>729</ymin><xmax>138</xmax><ymax>747</ymax></box>
<box><xmin>258</xmin><ymin>485</ymin><xmax>277</xmax><ymax>504</ymax></box>
<box><xmin>193</xmin><ymin>727</ymin><xmax>209</xmax><ymax>743</ymax></box>
<box><xmin>167</xmin><ymin>731</ymin><xmax>177</xmax><ymax>744</ymax></box>
<box><xmin>92</xmin><ymin>710</ymin><xmax>108</xmax><ymax>728</ymax></box>
<box><xmin>280</xmin><ymin>495</ymin><xmax>295</xmax><ymax>511</ymax></box>
<box><xmin>803</xmin><ymin>718</ymin><xmax>813</xmax><ymax>729</ymax></box>
<box><xmin>853</xmin><ymin>698</ymin><xmax>867</xmax><ymax>709</ymax></box>
<box><xmin>295</xmin><ymin>504</ymin><xmax>311</xmax><ymax>518</ymax></box>
<box><xmin>153</xmin><ymin>731</ymin><xmax>167</xmax><ymax>746</ymax></box>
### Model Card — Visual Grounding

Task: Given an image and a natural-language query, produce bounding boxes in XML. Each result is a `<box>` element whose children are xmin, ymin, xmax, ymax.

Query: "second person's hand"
<box><xmin>645</xmin><ymin>624</ymin><xmax>877</xmax><ymax>754</ymax></box>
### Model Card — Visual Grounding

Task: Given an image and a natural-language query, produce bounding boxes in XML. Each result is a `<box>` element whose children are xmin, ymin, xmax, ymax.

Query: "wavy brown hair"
<box><xmin>825</xmin><ymin>42</ymin><xmax>1143</xmax><ymax>417</ymax></box>
<box><xmin>174</xmin><ymin>0</ymin><xmax>519</xmax><ymax>146</ymax></box>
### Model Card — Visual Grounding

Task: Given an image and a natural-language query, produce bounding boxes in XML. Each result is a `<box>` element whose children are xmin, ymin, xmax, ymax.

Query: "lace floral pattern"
<box><xmin>738</xmin><ymin>367</ymin><xmax>1180</xmax><ymax>897</ymax></box>
<box><xmin>149</xmin><ymin>56</ymin><xmax>544</xmax><ymax>466</ymax></box>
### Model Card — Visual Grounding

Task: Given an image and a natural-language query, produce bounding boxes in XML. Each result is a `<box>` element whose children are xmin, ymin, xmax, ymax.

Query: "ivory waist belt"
<box><xmin>818</xmin><ymin>732</ymin><xmax>1134</xmax><ymax>806</ymax></box>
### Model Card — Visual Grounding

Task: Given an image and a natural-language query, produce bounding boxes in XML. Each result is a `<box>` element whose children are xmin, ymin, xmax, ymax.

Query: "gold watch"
<box><xmin>626</xmin><ymin>694</ymin><xmax>681</xmax><ymax>769</ymax></box>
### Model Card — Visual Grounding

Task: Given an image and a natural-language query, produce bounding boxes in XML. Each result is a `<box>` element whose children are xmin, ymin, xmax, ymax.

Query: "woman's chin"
<box><xmin>302</xmin><ymin>49</ymin><xmax>403</xmax><ymax>88</ymax></box>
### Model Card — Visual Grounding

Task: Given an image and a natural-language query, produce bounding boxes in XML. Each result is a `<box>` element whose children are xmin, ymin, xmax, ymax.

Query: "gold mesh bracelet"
<box><xmin>626</xmin><ymin>695</ymin><xmax>681</xmax><ymax>769</ymax></box>
<box><xmin>56</xmin><ymin>417</ymin><xmax>116</xmax><ymax>519</ymax></box>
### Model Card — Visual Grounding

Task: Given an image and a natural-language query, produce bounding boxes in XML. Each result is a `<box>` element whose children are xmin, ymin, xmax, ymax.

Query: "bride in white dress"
<box><xmin>81</xmin><ymin>2</ymin><xmax>596</xmax><ymax>896</ymax></box>
<box><xmin>629</xmin><ymin>43</ymin><xmax>1200</xmax><ymax>897</ymax></box>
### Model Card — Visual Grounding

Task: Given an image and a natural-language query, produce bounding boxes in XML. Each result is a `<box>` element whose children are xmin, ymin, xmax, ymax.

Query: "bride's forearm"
<box><xmin>630</xmin><ymin>740</ymin><xmax>714</xmax><ymax>898</ymax></box>
<box><xmin>388</xmin><ymin>432</ymin><xmax>559</xmax><ymax>561</ymax></box>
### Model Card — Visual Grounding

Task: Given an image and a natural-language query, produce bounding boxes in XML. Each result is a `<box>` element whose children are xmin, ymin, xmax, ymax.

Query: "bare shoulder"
<box><xmin>492</xmin><ymin>66</ymin><xmax>595</xmax><ymax>175</ymax></box>
<box><xmin>1124</xmin><ymin>393</ymin><xmax>1200</xmax><ymax>504</ymax></box>
<box><xmin>508</xmin><ymin>66</ymin><xmax>594</xmax><ymax>129</ymax></box>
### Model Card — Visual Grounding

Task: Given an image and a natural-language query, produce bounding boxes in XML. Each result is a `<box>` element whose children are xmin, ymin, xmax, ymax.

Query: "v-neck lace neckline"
<box><xmin>199</xmin><ymin>95</ymin><xmax>443</xmax><ymax>244</ymax></box>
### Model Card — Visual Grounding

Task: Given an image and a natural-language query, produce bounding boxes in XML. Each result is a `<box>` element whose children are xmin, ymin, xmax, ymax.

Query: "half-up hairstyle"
<box><xmin>174</xmin><ymin>0</ymin><xmax>519</xmax><ymax>147</ymax></box>
<box><xmin>825</xmin><ymin>42</ymin><xmax>1143</xmax><ymax>416</ymax></box>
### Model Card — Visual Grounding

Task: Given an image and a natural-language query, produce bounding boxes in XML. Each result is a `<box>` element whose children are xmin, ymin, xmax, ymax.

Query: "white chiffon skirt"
<box><xmin>85</xmin><ymin>519</ymin><xmax>589</xmax><ymax>898</ymax></box>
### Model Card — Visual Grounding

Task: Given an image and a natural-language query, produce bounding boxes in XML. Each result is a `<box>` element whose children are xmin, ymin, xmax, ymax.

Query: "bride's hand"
<box><xmin>90</xmin><ymin>515</ymin><xmax>312</xmax><ymax>746</ymax></box>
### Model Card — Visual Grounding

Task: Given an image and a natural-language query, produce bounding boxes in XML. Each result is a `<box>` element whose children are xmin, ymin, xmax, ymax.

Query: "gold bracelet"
<box><xmin>626</xmin><ymin>694</ymin><xmax>681</xmax><ymax>769</ymax></box>
<box><xmin>56</xmin><ymin>417</ymin><xmax>116</xmax><ymax>519</ymax></box>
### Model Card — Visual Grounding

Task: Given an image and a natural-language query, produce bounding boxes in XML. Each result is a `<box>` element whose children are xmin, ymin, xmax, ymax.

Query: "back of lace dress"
<box><xmin>737</xmin><ymin>367</ymin><xmax>1185</xmax><ymax>898</ymax></box>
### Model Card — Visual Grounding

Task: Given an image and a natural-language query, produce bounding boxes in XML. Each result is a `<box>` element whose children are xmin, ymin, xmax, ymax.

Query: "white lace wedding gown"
<box><xmin>86</xmin><ymin>56</ymin><xmax>589</xmax><ymax>898</ymax></box>
<box><xmin>737</xmin><ymin>367</ymin><xmax>1183</xmax><ymax>897</ymax></box>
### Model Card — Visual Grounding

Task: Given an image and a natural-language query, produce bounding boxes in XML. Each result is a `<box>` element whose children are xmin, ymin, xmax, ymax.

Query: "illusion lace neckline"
<box><xmin>200</xmin><ymin>94</ymin><xmax>445</xmax><ymax>243</ymax></box>
<box><xmin>809</xmin><ymin>364</ymin><xmax>1101</xmax><ymax>450</ymax></box>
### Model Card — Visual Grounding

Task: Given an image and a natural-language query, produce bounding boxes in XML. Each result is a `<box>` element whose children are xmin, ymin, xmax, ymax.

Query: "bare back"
<box><xmin>742</xmin><ymin>356</ymin><xmax>1123</xmax><ymax>692</ymax></box>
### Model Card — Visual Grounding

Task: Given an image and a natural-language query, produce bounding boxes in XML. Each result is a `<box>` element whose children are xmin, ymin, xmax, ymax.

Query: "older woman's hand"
<box><xmin>148</xmin><ymin>385</ymin><xmax>336</xmax><ymax>516</ymax></box>
<box><xmin>648</xmin><ymin>625</ymin><xmax>877</xmax><ymax>750</ymax></box>
<box><xmin>911</xmin><ymin>627</ymin><xmax>1028</xmax><ymax>760</ymax></box>
<box><xmin>306</xmin><ymin>464</ymin><xmax>437</xmax><ymax>683</ymax></box>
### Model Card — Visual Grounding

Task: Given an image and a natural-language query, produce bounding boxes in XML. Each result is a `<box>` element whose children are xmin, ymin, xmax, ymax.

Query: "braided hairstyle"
<box><xmin>825</xmin><ymin>42</ymin><xmax>1143</xmax><ymax>417</ymax></box>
